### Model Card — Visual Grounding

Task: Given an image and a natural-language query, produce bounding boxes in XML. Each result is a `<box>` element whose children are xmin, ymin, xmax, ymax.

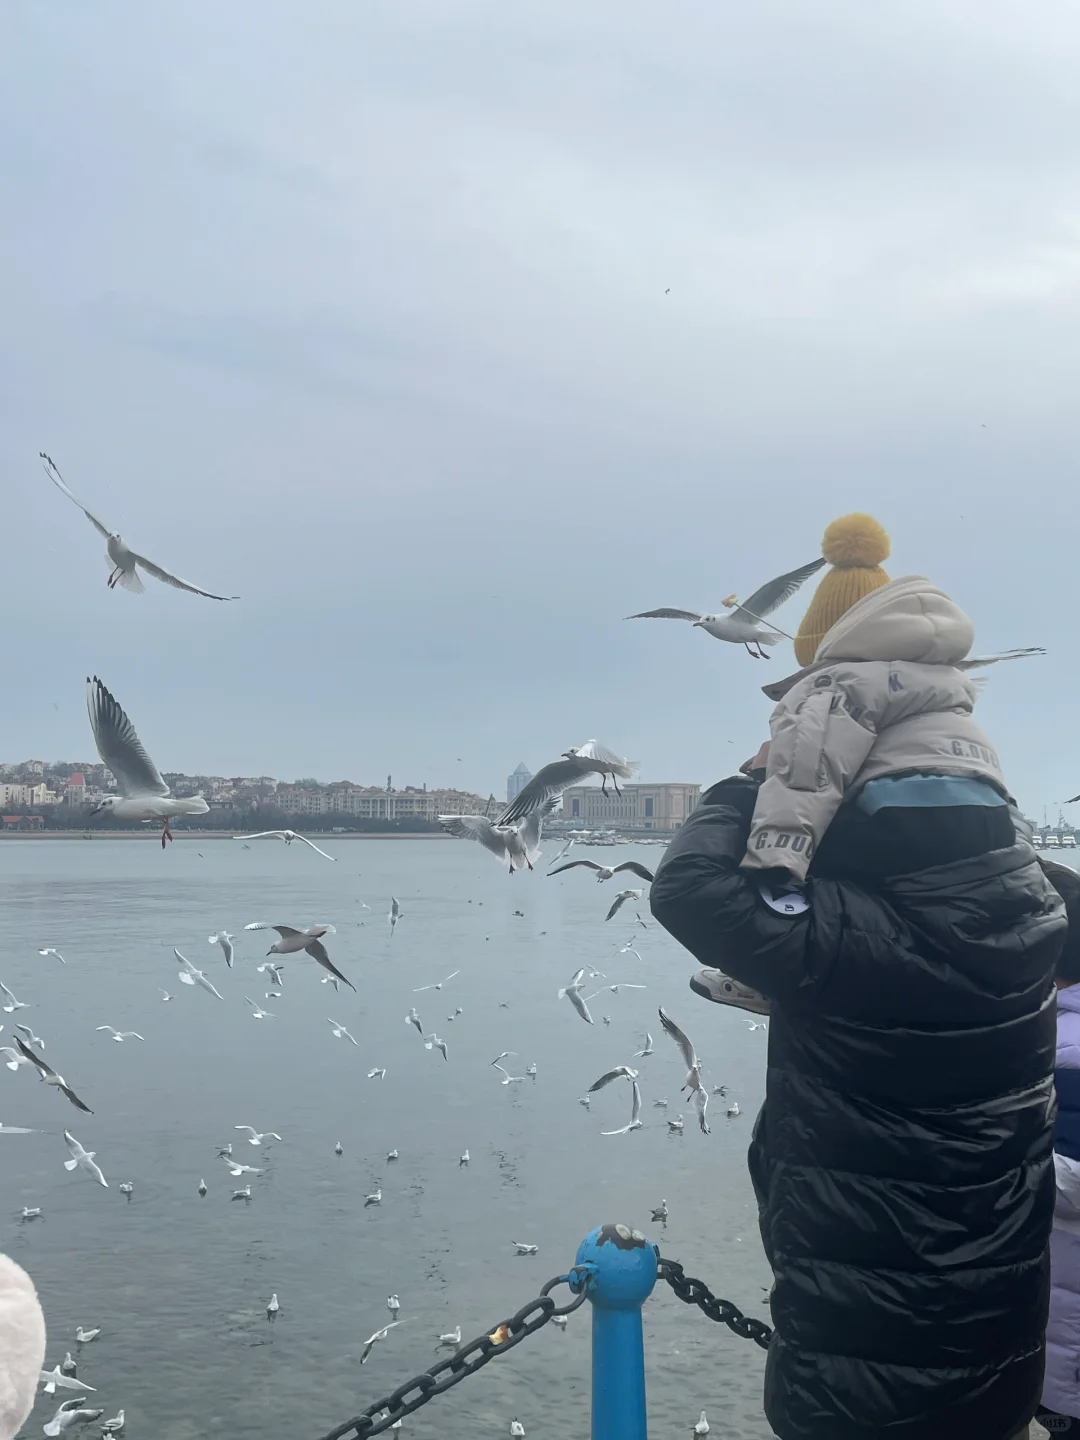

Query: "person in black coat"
<box><xmin>651</xmin><ymin>768</ymin><xmax>1065</xmax><ymax>1440</ymax></box>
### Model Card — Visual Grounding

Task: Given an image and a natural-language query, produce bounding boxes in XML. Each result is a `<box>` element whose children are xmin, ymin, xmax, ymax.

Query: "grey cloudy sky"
<box><xmin>3</xmin><ymin>0</ymin><xmax>1078</xmax><ymax>809</ymax></box>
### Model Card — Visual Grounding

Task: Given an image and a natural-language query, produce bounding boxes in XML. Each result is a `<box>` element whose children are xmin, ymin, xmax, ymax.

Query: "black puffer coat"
<box><xmin>651</xmin><ymin>776</ymin><xmax>1064</xmax><ymax>1440</ymax></box>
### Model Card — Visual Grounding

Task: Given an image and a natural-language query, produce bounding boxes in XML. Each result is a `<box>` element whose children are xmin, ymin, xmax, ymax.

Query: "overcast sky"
<box><xmin>3</xmin><ymin>0</ymin><xmax>1079</xmax><ymax>810</ymax></box>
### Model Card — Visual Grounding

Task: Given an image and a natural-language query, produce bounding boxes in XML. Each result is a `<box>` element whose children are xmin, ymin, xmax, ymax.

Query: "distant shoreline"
<box><xmin>0</xmin><ymin>830</ymin><xmax>456</xmax><ymax>841</ymax></box>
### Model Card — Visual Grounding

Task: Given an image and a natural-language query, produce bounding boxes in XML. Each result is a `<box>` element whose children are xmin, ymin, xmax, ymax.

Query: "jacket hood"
<box><xmin>761</xmin><ymin>576</ymin><xmax>974</xmax><ymax>701</ymax></box>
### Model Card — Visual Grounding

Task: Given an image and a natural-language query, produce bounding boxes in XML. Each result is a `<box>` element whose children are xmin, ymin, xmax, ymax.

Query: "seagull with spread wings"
<box><xmin>557</xmin><ymin>969</ymin><xmax>595</xmax><ymax>1025</ymax></box>
<box><xmin>231</xmin><ymin>830</ymin><xmax>336</xmax><ymax>860</ymax></box>
<box><xmin>605</xmin><ymin>889</ymin><xmax>644</xmax><ymax>922</ymax></box>
<box><xmin>244</xmin><ymin>923</ymin><xmax>356</xmax><ymax>991</ymax></box>
<box><xmin>15</xmin><ymin>1037</ymin><xmax>93</xmax><ymax>1113</ymax></box>
<box><xmin>438</xmin><ymin>799</ymin><xmax>556</xmax><ymax>873</ymax></box>
<box><xmin>627</xmin><ymin>555</ymin><xmax>827</xmax><ymax>658</ymax></box>
<box><xmin>40</xmin><ymin>452</ymin><xmax>238</xmax><ymax>599</ymax></box>
<box><xmin>85</xmin><ymin>676</ymin><xmax>209</xmax><ymax>845</ymax></box>
<box><xmin>549</xmin><ymin>858</ymin><xmax>654</xmax><ymax>883</ymax></box>
<box><xmin>498</xmin><ymin>740</ymin><xmax>638</xmax><ymax>825</ymax></box>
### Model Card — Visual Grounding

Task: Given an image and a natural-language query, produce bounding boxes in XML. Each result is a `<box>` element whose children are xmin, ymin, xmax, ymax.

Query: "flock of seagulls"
<box><xmin>15</xmin><ymin>453</ymin><xmax>762</xmax><ymax>1432</ymax></box>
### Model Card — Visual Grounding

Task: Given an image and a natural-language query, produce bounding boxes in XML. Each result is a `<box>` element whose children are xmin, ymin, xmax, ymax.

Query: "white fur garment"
<box><xmin>0</xmin><ymin>1254</ymin><xmax>46</xmax><ymax>1440</ymax></box>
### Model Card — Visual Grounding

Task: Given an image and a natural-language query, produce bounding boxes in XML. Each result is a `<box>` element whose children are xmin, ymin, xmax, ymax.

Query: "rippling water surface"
<box><xmin>0</xmin><ymin>836</ymin><xmax>773</xmax><ymax>1438</ymax></box>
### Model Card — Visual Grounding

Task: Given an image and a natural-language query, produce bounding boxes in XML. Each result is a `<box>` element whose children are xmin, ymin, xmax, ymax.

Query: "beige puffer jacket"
<box><xmin>741</xmin><ymin>576</ymin><xmax>1007</xmax><ymax>881</ymax></box>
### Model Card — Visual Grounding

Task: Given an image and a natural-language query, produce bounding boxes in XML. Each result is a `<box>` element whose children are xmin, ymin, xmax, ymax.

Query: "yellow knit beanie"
<box><xmin>793</xmin><ymin>514</ymin><xmax>891</xmax><ymax>666</ymax></box>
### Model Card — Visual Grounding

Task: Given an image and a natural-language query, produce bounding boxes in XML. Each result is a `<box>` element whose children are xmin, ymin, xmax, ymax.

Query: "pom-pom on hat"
<box><xmin>793</xmin><ymin>514</ymin><xmax>891</xmax><ymax>666</ymax></box>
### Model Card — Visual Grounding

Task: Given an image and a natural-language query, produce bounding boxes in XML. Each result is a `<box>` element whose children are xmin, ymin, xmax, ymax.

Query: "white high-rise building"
<box><xmin>507</xmin><ymin>763</ymin><xmax>532</xmax><ymax>803</ymax></box>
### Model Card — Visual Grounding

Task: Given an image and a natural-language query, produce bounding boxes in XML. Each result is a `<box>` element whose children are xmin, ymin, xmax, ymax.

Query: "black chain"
<box><xmin>657</xmin><ymin>1256</ymin><xmax>773</xmax><ymax>1350</ymax></box>
<box><xmin>318</xmin><ymin>1270</ymin><xmax>592</xmax><ymax>1439</ymax></box>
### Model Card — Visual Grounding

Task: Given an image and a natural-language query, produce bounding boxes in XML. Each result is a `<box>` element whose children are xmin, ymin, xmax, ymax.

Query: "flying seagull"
<box><xmin>85</xmin><ymin>676</ymin><xmax>209</xmax><ymax>845</ymax></box>
<box><xmin>438</xmin><ymin>798</ymin><xmax>557</xmax><ymax>874</ymax></box>
<box><xmin>557</xmin><ymin>969</ymin><xmax>594</xmax><ymax>1025</ymax></box>
<box><xmin>95</xmin><ymin>1026</ymin><xmax>144</xmax><ymax>1043</ymax></box>
<box><xmin>589</xmin><ymin>1065</ymin><xmax>639</xmax><ymax>1093</ymax></box>
<box><xmin>37</xmin><ymin>948</ymin><xmax>67</xmax><ymax>964</ymax></box>
<box><xmin>244</xmin><ymin>923</ymin><xmax>355</xmax><ymax>990</ymax></box>
<box><xmin>234</xmin><ymin>1126</ymin><xmax>282</xmax><ymax>1146</ymax></box>
<box><xmin>0</xmin><ymin>980</ymin><xmax>29</xmax><ymax>1012</ymax></box>
<box><xmin>389</xmin><ymin>897</ymin><xmax>403</xmax><ymax>935</ymax></box>
<box><xmin>208</xmin><ymin>931</ymin><xmax>235</xmax><ymax>967</ymax></box>
<box><xmin>232</xmin><ymin>830</ymin><xmax>336</xmax><ymax>860</ymax></box>
<box><xmin>15</xmin><ymin>1037</ymin><xmax>93</xmax><ymax>1112</ymax></box>
<box><xmin>360</xmin><ymin>1320</ymin><xmax>402</xmax><ymax>1364</ymax></box>
<box><xmin>627</xmin><ymin>556</ymin><xmax>826</xmax><ymax>658</ymax></box>
<box><xmin>412</xmin><ymin>971</ymin><xmax>460</xmax><ymax>993</ymax></box>
<box><xmin>63</xmin><ymin>1130</ymin><xmax>108</xmax><ymax>1187</ymax></box>
<box><xmin>658</xmin><ymin>1007</ymin><xmax>710</xmax><ymax>1133</ymax></box>
<box><xmin>548</xmin><ymin>858</ymin><xmax>655</xmax><ymax>883</ymax></box>
<box><xmin>42</xmin><ymin>1398</ymin><xmax>104</xmax><ymax>1436</ymax></box>
<box><xmin>605</xmin><ymin>889</ymin><xmax>644</xmax><ymax>922</ymax></box>
<box><xmin>173</xmin><ymin>950</ymin><xmax>224</xmax><ymax>998</ymax></box>
<box><xmin>244</xmin><ymin>996</ymin><xmax>275</xmax><ymax>1019</ymax></box>
<box><xmin>329</xmin><ymin>1018</ymin><xmax>358</xmax><ymax>1045</ymax></box>
<box><xmin>40</xmin><ymin>1367</ymin><xmax>94</xmax><ymax>1395</ymax></box>
<box><xmin>498</xmin><ymin>740</ymin><xmax>638</xmax><ymax>824</ymax></box>
<box><xmin>40</xmin><ymin>452</ymin><xmax>239</xmax><ymax>599</ymax></box>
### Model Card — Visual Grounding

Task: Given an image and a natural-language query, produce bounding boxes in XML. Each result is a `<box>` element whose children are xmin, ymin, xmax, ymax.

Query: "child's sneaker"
<box><xmin>690</xmin><ymin>968</ymin><xmax>771</xmax><ymax>1015</ymax></box>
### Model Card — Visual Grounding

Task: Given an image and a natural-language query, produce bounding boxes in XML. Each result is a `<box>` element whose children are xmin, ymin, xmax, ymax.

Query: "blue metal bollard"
<box><xmin>573</xmin><ymin>1223</ymin><xmax>658</xmax><ymax>1440</ymax></box>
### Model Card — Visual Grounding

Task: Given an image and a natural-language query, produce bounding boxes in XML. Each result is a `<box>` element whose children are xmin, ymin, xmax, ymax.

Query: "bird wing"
<box><xmin>548</xmin><ymin>859</ymin><xmax>602</xmax><ymax>876</ymax></box>
<box><xmin>589</xmin><ymin>1067</ymin><xmax>630</xmax><ymax>1092</ymax></box>
<box><xmin>956</xmin><ymin>647</ymin><xmax>1046</xmax><ymax>670</ymax></box>
<box><xmin>496</xmin><ymin>757</ymin><xmax>590</xmax><ymax>825</ymax></box>
<box><xmin>625</xmin><ymin>607</ymin><xmax>702</xmax><ymax>622</ymax></box>
<box><xmin>573</xmin><ymin>739</ymin><xmax>633</xmax><ymax>772</ymax></box>
<box><xmin>305</xmin><ymin>939</ymin><xmax>357</xmax><ymax>992</ymax></box>
<box><xmin>658</xmin><ymin>1007</ymin><xmax>698</xmax><ymax>1069</ymax></box>
<box><xmin>735</xmin><ymin>557</ymin><xmax>827</xmax><ymax>621</ymax></box>
<box><xmin>438</xmin><ymin>815</ymin><xmax>506</xmax><ymax>858</ymax></box>
<box><xmin>567</xmin><ymin>990</ymin><xmax>594</xmax><ymax>1024</ymax></box>
<box><xmin>125</xmin><ymin>548</ymin><xmax>238</xmax><ymax>601</ymax></box>
<box><xmin>0</xmin><ymin>981</ymin><xmax>13</xmax><ymax>1002</ymax></box>
<box><xmin>696</xmin><ymin>1088</ymin><xmax>710</xmax><ymax>1135</ymax></box>
<box><xmin>518</xmin><ymin>797</ymin><xmax>558</xmax><ymax>857</ymax></box>
<box><xmin>39</xmin><ymin>454</ymin><xmax>112</xmax><ymax>539</ymax></box>
<box><xmin>240</xmin><ymin>832</ymin><xmax>287</xmax><ymax>841</ymax></box>
<box><xmin>629</xmin><ymin>1080</ymin><xmax>642</xmax><ymax>1125</ymax></box>
<box><xmin>85</xmin><ymin>676</ymin><xmax>169</xmax><ymax>798</ymax></box>
<box><xmin>614</xmin><ymin>861</ymin><xmax>655</xmax><ymax>882</ymax></box>
<box><xmin>292</xmin><ymin>833</ymin><xmax>336</xmax><ymax>860</ymax></box>
<box><xmin>60</xmin><ymin>1082</ymin><xmax>94</xmax><ymax>1114</ymax></box>
<box><xmin>173</xmin><ymin>948</ymin><xmax>196</xmax><ymax>971</ymax></box>
<box><xmin>14</xmin><ymin>1035</ymin><xmax>51</xmax><ymax>1076</ymax></box>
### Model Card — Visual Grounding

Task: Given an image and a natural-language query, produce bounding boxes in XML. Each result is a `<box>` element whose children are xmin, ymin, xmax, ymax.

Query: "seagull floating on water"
<box><xmin>244</xmin><ymin>923</ymin><xmax>355</xmax><ymax>990</ymax></box>
<box><xmin>208</xmin><ymin>931</ymin><xmax>235</xmax><ymax>967</ymax></box>
<box><xmin>694</xmin><ymin>1410</ymin><xmax>710</xmax><ymax>1436</ymax></box>
<box><xmin>267</xmin><ymin>1294</ymin><xmax>280</xmax><ymax>1324</ymax></box>
<box><xmin>334</xmin><ymin>1141</ymin><xmax>344</xmax><ymax>1155</ymax></box>
<box><xmin>40</xmin><ymin>452</ymin><xmax>238</xmax><ymax>599</ymax></box>
<box><xmin>437</xmin><ymin>1325</ymin><xmax>461</xmax><ymax>1349</ymax></box>
<box><xmin>231</xmin><ymin>1186</ymin><xmax>252</xmax><ymax>1202</ymax></box>
<box><xmin>85</xmin><ymin>676</ymin><xmax>209</xmax><ymax>844</ymax></box>
<box><xmin>668</xmin><ymin>1115</ymin><xmax>685</xmax><ymax>1133</ymax></box>
<box><xmin>234</xmin><ymin>829</ymin><xmax>336</xmax><ymax>860</ymax></box>
<box><xmin>74</xmin><ymin>1328</ymin><xmax>100</xmax><ymax>1344</ymax></box>
<box><xmin>197</xmin><ymin>1179</ymin><xmax>207</xmax><ymax>1196</ymax></box>
<box><xmin>459</xmin><ymin>1149</ymin><xmax>470</xmax><ymax>1165</ymax></box>
<box><xmin>387</xmin><ymin>1294</ymin><xmax>400</xmax><ymax>1312</ymax></box>
<box><xmin>118</xmin><ymin>1182</ymin><xmax>134</xmax><ymax>1200</ymax></box>
<box><xmin>651</xmin><ymin>1199</ymin><xmax>669</xmax><ymax>1223</ymax></box>
<box><xmin>510</xmin><ymin>1419</ymin><xmax>526</xmax><ymax>1438</ymax></box>
<box><xmin>498</xmin><ymin>741</ymin><xmax>638</xmax><ymax>823</ymax></box>
<box><xmin>101</xmin><ymin>1408</ymin><xmax>126</xmax><ymax>1434</ymax></box>
<box><xmin>365</xmin><ymin>1188</ymin><xmax>382</xmax><ymax>1207</ymax></box>
<box><xmin>21</xmin><ymin>1206</ymin><xmax>43</xmax><ymax>1218</ymax></box>
<box><xmin>627</xmin><ymin>556</ymin><xmax>826</xmax><ymax>658</ymax></box>
<box><xmin>512</xmin><ymin>1241</ymin><xmax>539</xmax><ymax>1256</ymax></box>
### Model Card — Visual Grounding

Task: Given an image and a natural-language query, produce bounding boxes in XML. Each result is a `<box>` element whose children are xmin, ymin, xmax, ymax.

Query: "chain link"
<box><xmin>657</xmin><ymin>1255</ymin><xmax>773</xmax><ymax>1350</ymax></box>
<box><xmin>318</xmin><ymin>1270</ymin><xmax>592</xmax><ymax>1439</ymax></box>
